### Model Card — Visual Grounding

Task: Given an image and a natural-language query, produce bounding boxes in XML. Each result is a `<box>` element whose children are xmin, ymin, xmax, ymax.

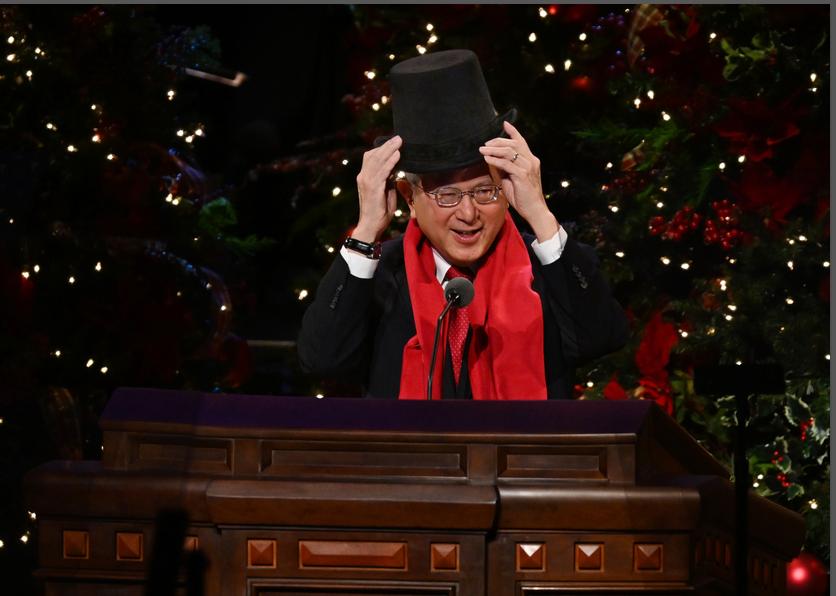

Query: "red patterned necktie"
<box><xmin>445</xmin><ymin>266</ymin><xmax>473</xmax><ymax>385</ymax></box>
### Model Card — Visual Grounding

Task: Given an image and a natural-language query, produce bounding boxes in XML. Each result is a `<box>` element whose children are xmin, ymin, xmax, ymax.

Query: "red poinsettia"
<box><xmin>712</xmin><ymin>97</ymin><xmax>805</xmax><ymax>162</ymax></box>
<box><xmin>634</xmin><ymin>311</ymin><xmax>679</xmax><ymax>415</ymax></box>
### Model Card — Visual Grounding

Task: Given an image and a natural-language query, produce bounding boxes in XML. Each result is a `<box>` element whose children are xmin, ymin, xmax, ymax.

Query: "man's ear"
<box><xmin>396</xmin><ymin>179</ymin><xmax>417</xmax><ymax>217</ymax></box>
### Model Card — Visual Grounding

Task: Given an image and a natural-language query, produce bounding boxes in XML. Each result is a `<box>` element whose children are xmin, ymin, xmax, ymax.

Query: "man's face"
<box><xmin>400</xmin><ymin>163</ymin><xmax>507</xmax><ymax>268</ymax></box>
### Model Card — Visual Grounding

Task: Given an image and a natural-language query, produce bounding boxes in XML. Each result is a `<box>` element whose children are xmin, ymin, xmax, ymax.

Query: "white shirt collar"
<box><xmin>431</xmin><ymin>247</ymin><xmax>452</xmax><ymax>285</ymax></box>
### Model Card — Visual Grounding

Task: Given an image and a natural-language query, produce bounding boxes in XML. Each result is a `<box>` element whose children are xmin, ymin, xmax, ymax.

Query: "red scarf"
<box><xmin>399</xmin><ymin>211</ymin><xmax>548</xmax><ymax>400</ymax></box>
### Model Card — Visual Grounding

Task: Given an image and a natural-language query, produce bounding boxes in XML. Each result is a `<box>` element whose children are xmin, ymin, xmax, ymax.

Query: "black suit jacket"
<box><xmin>298</xmin><ymin>232</ymin><xmax>628</xmax><ymax>399</ymax></box>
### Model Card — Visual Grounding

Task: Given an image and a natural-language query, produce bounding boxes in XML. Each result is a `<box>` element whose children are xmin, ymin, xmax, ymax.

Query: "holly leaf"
<box><xmin>777</xmin><ymin>454</ymin><xmax>792</xmax><ymax>473</ymax></box>
<box><xmin>786</xmin><ymin>483</ymin><xmax>804</xmax><ymax>500</ymax></box>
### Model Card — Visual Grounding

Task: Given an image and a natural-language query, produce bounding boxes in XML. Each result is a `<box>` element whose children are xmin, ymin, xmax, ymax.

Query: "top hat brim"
<box><xmin>373</xmin><ymin>107</ymin><xmax>518</xmax><ymax>174</ymax></box>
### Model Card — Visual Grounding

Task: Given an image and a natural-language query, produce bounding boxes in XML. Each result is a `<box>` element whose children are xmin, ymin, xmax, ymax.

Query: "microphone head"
<box><xmin>444</xmin><ymin>277</ymin><xmax>475</xmax><ymax>307</ymax></box>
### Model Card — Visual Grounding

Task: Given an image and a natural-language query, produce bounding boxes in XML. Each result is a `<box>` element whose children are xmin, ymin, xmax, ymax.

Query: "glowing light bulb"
<box><xmin>660</xmin><ymin>257</ymin><xmax>671</xmax><ymax>265</ymax></box>
<box><xmin>394</xmin><ymin>209</ymin><xmax>403</xmax><ymax>217</ymax></box>
<box><xmin>563</xmin><ymin>59</ymin><xmax>571</xmax><ymax>71</ymax></box>
<box><xmin>6</xmin><ymin>36</ymin><xmax>13</xmax><ymax>44</ymax></box>
<box><xmin>33</xmin><ymin>265</ymin><xmax>40</xmax><ymax>273</ymax></box>
<box><xmin>709</xmin><ymin>32</ymin><xmax>717</xmax><ymax>40</ymax></box>
<box><xmin>615</xmin><ymin>251</ymin><xmax>625</xmax><ymax>258</ymax></box>
<box><xmin>90</xmin><ymin>104</ymin><xmax>97</xmax><ymax>110</ymax></box>
<box><xmin>165</xmin><ymin>193</ymin><xmax>173</xmax><ymax>203</ymax></box>
<box><xmin>785</xmin><ymin>297</ymin><xmax>794</xmax><ymax>305</ymax></box>
<box><xmin>298</xmin><ymin>289</ymin><xmax>309</xmax><ymax>300</ymax></box>
<box><xmin>25</xmin><ymin>69</ymin><xmax>32</xmax><ymax>79</ymax></box>
<box><xmin>332</xmin><ymin>187</ymin><xmax>341</xmax><ymax>197</ymax></box>
<box><xmin>194</xmin><ymin>128</ymin><xmax>204</xmax><ymax>137</ymax></box>
<box><xmin>787</xmin><ymin>261</ymin><xmax>794</xmax><ymax>270</ymax></box>
<box><xmin>633</xmin><ymin>97</ymin><xmax>642</xmax><ymax>108</ymax></box>
<box><xmin>380</xmin><ymin>96</ymin><xmax>388</xmax><ymax>104</ymax></box>
<box><xmin>54</xmin><ymin>350</ymin><xmax>61</xmax><ymax>357</ymax></box>
<box><xmin>661</xmin><ymin>112</ymin><xmax>671</xmax><ymax>121</ymax></box>
<box><xmin>21</xmin><ymin>271</ymin><xmax>30</xmax><ymax>279</ymax></box>
<box><xmin>91</xmin><ymin>134</ymin><xmax>101</xmax><ymax>143</ymax></box>
<box><xmin>428</xmin><ymin>34</ymin><xmax>438</xmax><ymax>44</ymax></box>
<box><xmin>680</xmin><ymin>262</ymin><xmax>690</xmax><ymax>270</ymax></box>
<box><xmin>560</xmin><ymin>180</ymin><xmax>570</xmax><ymax>188</ymax></box>
<box><xmin>176</xmin><ymin>129</ymin><xmax>185</xmax><ymax>137</ymax></box>
<box><xmin>680</xmin><ymin>330</ymin><xmax>688</xmax><ymax>338</ymax></box>
<box><xmin>605</xmin><ymin>162</ymin><xmax>613</xmax><ymax>169</ymax></box>
<box><xmin>67</xmin><ymin>145</ymin><xmax>77</xmax><ymax>153</ymax></box>
<box><xmin>738</xmin><ymin>155</ymin><xmax>746</xmax><ymax>163</ymax></box>
<box><xmin>171</xmin><ymin>197</ymin><xmax>181</xmax><ymax>206</ymax></box>
<box><xmin>544</xmin><ymin>63</ymin><xmax>555</xmax><ymax>73</ymax></box>
<box><xmin>95</xmin><ymin>262</ymin><xmax>102</xmax><ymax>272</ymax></box>
<box><xmin>68</xmin><ymin>276</ymin><xmax>75</xmax><ymax>284</ymax></box>
<box><xmin>341</xmin><ymin>159</ymin><xmax>348</xmax><ymax>165</ymax></box>
<box><xmin>185</xmin><ymin>135</ymin><xmax>194</xmax><ymax>143</ymax></box>
<box><xmin>798</xmin><ymin>235</ymin><xmax>807</xmax><ymax>242</ymax></box>
<box><xmin>609</xmin><ymin>205</ymin><xmax>619</xmax><ymax>213</ymax></box>
<box><xmin>20</xmin><ymin>535</ymin><xmax>28</xmax><ymax>544</ymax></box>
<box><xmin>326</xmin><ymin>246</ymin><xmax>335</xmax><ymax>253</ymax></box>
<box><xmin>529</xmin><ymin>33</ymin><xmax>537</xmax><ymax>42</ymax></box>
<box><xmin>656</xmin><ymin>201</ymin><xmax>664</xmax><ymax>208</ymax></box>
<box><xmin>416</xmin><ymin>45</ymin><xmax>427</xmax><ymax>55</ymax></box>
<box><xmin>810</xmin><ymin>73</ymin><xmax>817</xmax><ymax>83</ymax></box>
<box><xmin>100</xmin><ymin>366</ymin><xmax>108</xmax><ymax>374</ymax></box>
<box><xmin>6</xmin><ymin>53</ymin><xmax>16</xmax><ymax>62</ymax></box>
<box><xmin>46</xmin><ymin>122</ymin><xmax>55</xmax><ymax>130</ymax></box>
<box><xmin>372</xmin><ymin>103</ymin><xmax>380</xmax><ymax>111</ymax></box>
<box><xmin>106</xmin><ymin>153</ymin><xmax>115</xmax><ymax>160</ymax></box>
<box><xmin>364</xmin><ymin>70</ymin><xmax>376</xmax><ymax>80</ymax></box>
<box><xmin>646</xmin><ymin>89</ymin><xmax>655</xmax><ymax>99</ymax></box>
<box><xmin>86</xmin><ymin>358</ymin><xmax>94</xmax><ymax>368</ymax></box>
<box><xmin>316</xmin><ymin>393</ymin><xmax>324</xmax><ymax>399</ymax></box>
<box><xmin>220</xmin><ymin>305</ymin><xmax>227</xmax><ymax>311</ymax></box>
<box><xmin>578</xmin><ymin>33</ymin><xmax>587</xmax><ymax>41</ymax></box>
<box><xmin>823</xmin><ymin>261</ymin><xmax>830</xmax><ymax>268</ymax></box>
<box><xmin>426</xmin><ymin>23</ymin><xmax>434</xmax><ymax>31</ymax></box>
<box><xmin>810</xmin><ymin>499</ymin><xmax>818</xmax><ymax>509</ymax></box>
<box><xmin>167</xmin><ymin>89</ymin><xmax>176</xmax><ymax>100</ymax></box>
<box><xmin>735</xmin><ymin>360</ymin><xmax>742</xmax><ymax>366</ymax></box>
<box><xmin>538</xmin><ymin>7</ymin><xmax>548</xmax><ymax>18</ymax></box>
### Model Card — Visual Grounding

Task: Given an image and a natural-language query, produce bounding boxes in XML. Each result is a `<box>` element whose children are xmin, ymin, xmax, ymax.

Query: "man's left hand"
<box><xmin>479</xmin><ymin>121</ymin><xmax>559</xmax><ymax>242</ymax></box>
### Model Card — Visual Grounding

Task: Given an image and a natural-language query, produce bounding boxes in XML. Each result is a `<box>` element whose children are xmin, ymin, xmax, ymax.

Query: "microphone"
<box><xmin>427</xmin><ymin>277</ymin><xmax>475</xmax><ymax>400</ymax></box>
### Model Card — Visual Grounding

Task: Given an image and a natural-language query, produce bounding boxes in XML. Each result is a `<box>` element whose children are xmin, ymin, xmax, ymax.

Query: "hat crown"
<box><xmin>389</xmin><ymin>49</ymin><xmax>498</xmax><ymax>147</ymax></box>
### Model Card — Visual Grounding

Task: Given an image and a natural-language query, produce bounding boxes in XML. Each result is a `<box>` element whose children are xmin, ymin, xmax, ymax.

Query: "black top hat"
<box><xmin>375</xmin><ymin>49</ymin><xmax>517</xmax><ymax>174</ymax></box>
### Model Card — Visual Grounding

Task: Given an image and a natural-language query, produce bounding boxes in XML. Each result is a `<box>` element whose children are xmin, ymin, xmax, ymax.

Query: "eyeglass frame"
<box><xmin>409</xmin><ymin>182</ymin><xmax>502</xmax><ymax>208</ymax></box>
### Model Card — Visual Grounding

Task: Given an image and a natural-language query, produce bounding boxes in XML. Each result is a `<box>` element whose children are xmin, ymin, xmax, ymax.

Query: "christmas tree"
<box><xmin>0</xmin><ymin>5</ymin><xmax>271</xmax><ymax>590</ymax></box>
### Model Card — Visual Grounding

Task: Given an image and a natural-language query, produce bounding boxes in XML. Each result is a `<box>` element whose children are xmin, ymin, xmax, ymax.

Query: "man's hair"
<box><xmin>402</xmin><ymin>171</ymin><xmax>421</xmax><ymax>187</ymax></box>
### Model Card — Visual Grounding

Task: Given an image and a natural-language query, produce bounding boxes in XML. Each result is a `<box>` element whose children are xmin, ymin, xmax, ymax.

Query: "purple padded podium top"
<box><xmin>102</xmin><ymin>387</ymin><xmax>656</xmax><ymax>435</ymax></box>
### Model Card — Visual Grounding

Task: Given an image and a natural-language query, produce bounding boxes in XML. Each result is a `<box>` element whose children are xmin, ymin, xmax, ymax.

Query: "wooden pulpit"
<box><xmin>25</xmin><ymin>388</ymin><xmax>804</xmax><ymax>595</ymax></box>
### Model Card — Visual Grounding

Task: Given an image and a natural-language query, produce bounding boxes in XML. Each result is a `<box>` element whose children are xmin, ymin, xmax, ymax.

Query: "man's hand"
<box><xmin>353</xmin><ymin>135</ymin><xmax>402</xmax><ymax>243</ymax></box>
<box><xmin>479</xmin><ymin>121</ymin><xmax>559</xmax><ymax>242</ymax></box>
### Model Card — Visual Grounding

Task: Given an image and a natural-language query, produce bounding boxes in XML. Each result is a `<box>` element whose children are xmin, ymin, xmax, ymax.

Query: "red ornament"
<box><xmin>548</xmin><ymin>5</ymin><xmax>558</xmax><ymax>16</ymax></box>
<box><xmin>786</xmin><ymin>552</ymin><xmax>828</xmax><ymax>596</ymax></box>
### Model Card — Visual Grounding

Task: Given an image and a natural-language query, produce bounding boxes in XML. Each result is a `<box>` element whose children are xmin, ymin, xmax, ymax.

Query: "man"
<box><xmin>298</xmin><ymin>49</ymin><xmax>628</xmax><ymax>400</ymax></box>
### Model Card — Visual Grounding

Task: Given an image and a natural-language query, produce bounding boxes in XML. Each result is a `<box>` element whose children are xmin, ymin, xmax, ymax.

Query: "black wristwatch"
<box><xmin>343</xmin><ymin>236</ymin><xmax>382</xmax><ymax>259</ymax></box>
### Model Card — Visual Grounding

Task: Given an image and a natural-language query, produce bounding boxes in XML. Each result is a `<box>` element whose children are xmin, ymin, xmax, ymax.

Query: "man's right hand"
<box><xmin>352</xmin><ymin>135</ymin><xmax>402</xmax><ymax>243</ymax></box>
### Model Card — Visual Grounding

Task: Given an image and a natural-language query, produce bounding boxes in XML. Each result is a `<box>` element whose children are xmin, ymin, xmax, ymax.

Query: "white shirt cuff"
<box><xmin>530</xmin><ymin>225</ymin><xmax>568</xmax><ymax>265</ymax></box>
<box><xmin>340</xmin><ymin>246</ymin><xmax>379</xmax><ymax>279</ymax></box>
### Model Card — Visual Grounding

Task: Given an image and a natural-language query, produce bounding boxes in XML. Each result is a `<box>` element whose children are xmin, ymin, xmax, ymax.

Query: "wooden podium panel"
<box><xmin>25</xmin><ymin>388</ymin><xmax>804</xmax><ymax>596</ymax></box>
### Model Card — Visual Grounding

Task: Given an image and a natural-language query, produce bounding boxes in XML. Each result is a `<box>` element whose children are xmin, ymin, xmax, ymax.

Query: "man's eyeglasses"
<box><xmin>413</xmin><ymin>184</ymin><xmax>501</xmax><ymax>208</ymax></box>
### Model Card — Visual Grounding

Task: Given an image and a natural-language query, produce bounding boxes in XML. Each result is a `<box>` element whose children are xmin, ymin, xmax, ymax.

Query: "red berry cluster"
<box><xmin>648</xmin><ymin>206</ymin><xmax>702</xmax><ymax>241</ymax></box>
<box><xmin>703</xmin><ymin>200</ymin><xmax>742</xmax><ymax>250</ymax></box>
<box><xmin>800</xmin><ymin>417</ymin><xmax>815</xmax><ymax>441</ymax></box>
<box><xmin>771</xmin><ymin>450</ymin><xmax>792</xmax><ymax>488</ymax></box>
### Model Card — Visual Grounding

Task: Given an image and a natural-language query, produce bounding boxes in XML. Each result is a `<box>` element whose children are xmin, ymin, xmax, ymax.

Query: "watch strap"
<box><xmin>343</xmin><ymin>236</ymin><xmax>382</xmax><ymax>259</ymax></box>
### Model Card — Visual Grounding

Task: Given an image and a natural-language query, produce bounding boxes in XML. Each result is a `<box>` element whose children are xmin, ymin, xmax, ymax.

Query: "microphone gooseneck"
<box><xmin>427</xmin><ymin>277</ymin><xmax>475</xmax><ymax>400</ymax></box>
